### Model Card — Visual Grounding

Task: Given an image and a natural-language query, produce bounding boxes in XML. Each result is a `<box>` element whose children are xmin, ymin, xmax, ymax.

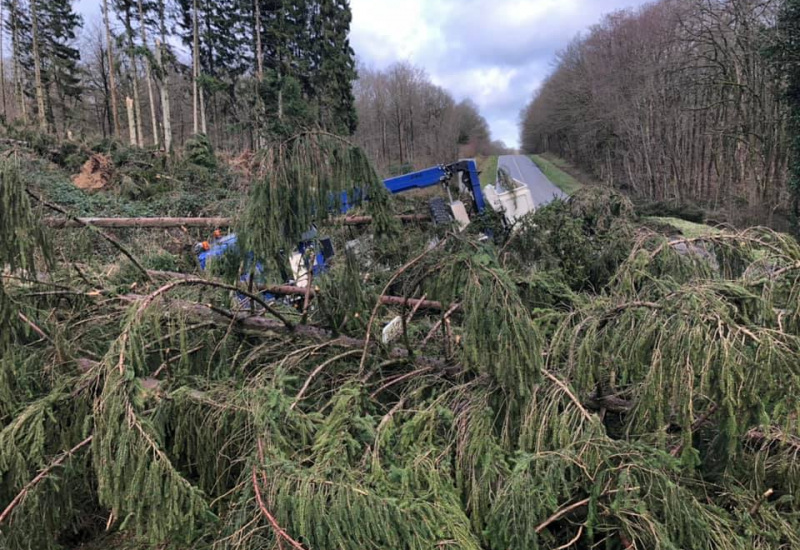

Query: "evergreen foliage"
<box><xmin>4</xmin><ymin>143</ymin><xmax>800</xmax><ymax>549</ymax></box>
<box><xmin>240</xmin><ymin>131</ymin><xmax>399</xmax><ymax>264</ymax></box>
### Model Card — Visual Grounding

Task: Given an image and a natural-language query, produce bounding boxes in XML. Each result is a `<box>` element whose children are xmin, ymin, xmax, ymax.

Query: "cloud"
<box><xmin>350</xmin><ymin>0</ymin><xmax>653</xmax><ymax>148</ymax></box>
<box><xmin>74</xmin><ymin>0</ymin><xmax>652</xmax><ymax>148</ymax></box>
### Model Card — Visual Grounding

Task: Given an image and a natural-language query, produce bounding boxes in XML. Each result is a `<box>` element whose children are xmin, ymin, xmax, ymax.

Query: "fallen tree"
<box><xmin>3</xmin><ymin>138</ymin><xmax>800</xmax><ymax>550</ymax></box>
<box><xmin>41</xmin><ymin>214</ymin><xmax>430</xmax><ymax>229</ymax></box>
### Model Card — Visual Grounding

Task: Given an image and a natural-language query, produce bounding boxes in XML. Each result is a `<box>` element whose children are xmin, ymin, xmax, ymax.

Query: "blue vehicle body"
<box><xmin>199</xmin><ymin>159</ymin><xmax>485</xmax><ymax>293</ymax></box>
<box><xmin>383</xmin><ymin>160</ymin><xmax>486</xmax><ymax>213</ymax></box>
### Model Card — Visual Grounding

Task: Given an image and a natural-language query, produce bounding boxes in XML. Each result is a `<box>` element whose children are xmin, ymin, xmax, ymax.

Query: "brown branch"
<box><xmin>42</xmin><ymin>216</ymin><xmax>232</xmax><ymax>229</ymax></box>
<box><xmin>535</xmin><ymin>497</ymin><xmax>591</xmax><ymax>533</ymax></box>
<box><xmin>0</xmin><ymin>436</ymin><xmax>93</xmax><ymax>525</ymax></box>
<box><xmin>42</xmin><ymin>214</ymin><xmax>428</xmax><ymax>229</ymax></box>
<box><xmin>251</xmin><ymin>469</ymin><xmax>307</xmax><ymax>550</ymax></box>
<box><xmin>147</xmin><ymin>270</ymin><xmax>445</xmax><ymax>311</ymax></box>
<box><xmin>27</xmin><ymin>191</ymin><xmax>152</xmax><ymax>282</ymax></box>
<box><xmin>136</xmin><ymin>277</ymin><xmax>294</xmax><ymax>330</ymax></box>
<box><xmin>543</xmin><ymin>369</ymin><xmax>593</xmax><ymax>423</ymax></box>
<box><xmin>670</xmin><ymin>403</ymin><xmax>719</xmax><ymax>457</ymax></box>
<box><xmin>749</xmin><ymin>488</ymin><xmax>775</xmax><ymax>517</ymax></box>
<box><xmin>359</xmin><ymin>238</ymin><xmax>447</xmax><ymax>373</ymax></box>
<box><xmin>421</xmin><ymin>302</ymin><xmax>462</xmax><ymax>346</ymax></box>
<box><xmin>17</xmin><ymin>312</ymin><xmax>53</xmax><ymax>344</ymax></box>
<box><xmin>290</xmin><ymin>349</ymin><xmax>362</xmax><ymax>409</ymax></box>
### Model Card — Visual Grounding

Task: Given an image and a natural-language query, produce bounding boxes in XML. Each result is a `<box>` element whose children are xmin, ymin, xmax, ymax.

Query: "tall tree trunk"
<box><xmin>124</xmin><ymin>10</ymin><xmax>144</xmax><ymax>147</ymax></box>
<box><xmin>192</xmin><ymin>0</ymin><xmax>199</xmax><ymax>134</ymax></box>
<box><xmin>157</xmin><ymin>0</ymin><xmax>172</xmax><ymax>153</ymax></box>
<box><xmin>29</xmin><ymin>0</ymin><xmax>47</xmax><ymax>131</ymax></box>
<box><xmin>253</xmin><ymin>0</ymin><xmax>264</xmax><ymax>146</ymax></box>
<box><xmin>254</xmin><ymin>0</ymin><xmax>263</xmax><ymax>79</ymax></box>
<box><xmin>11</xmin><ymin>0</ymin><xmax>25</xmax><ymax>123</ymax></box>
<box><xmin>156</xmin><ymin>40</ymin><xmax>172</xmax><ymax>153</ymax></box>
<box><xmin>99</xmin><ymin>43</ymin><xmax>112</xmax><ymax>137</ymax></box>
<box><xmin>126</xmin><ymin>96</ymin><xmax>136</xmax><ymax>145</ymax></box>
<box><xmin>138</xmin><ymin>0</ymin><xmax>159</xmax><ymax>147</ymax></box>
<box><xmin>103</xmin><ymin>0</ymin><xmax>120</xmax><ymax>138</ymax></box>
<box><xmin>0</xmin><ymin>0</ymin><xmax>7</xmax><ymax>118</ymax></box>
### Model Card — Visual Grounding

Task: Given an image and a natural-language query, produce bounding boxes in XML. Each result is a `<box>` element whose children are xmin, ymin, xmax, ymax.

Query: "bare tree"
<box><xmin>521</xmin><ymin>0</ymin><xmax>789</xmax><ymax>224</ymax></box>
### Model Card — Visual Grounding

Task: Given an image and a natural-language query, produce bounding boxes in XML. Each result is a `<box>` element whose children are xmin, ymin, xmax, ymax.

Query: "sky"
<box><xmin>76</xmin><ymin>0</ymin><xmax>652</xmax><ymax>148</ymax></box>
<box><xmin>348</xmin><ymin>0</ymin><xmax>652</xmax><ymax>148</ymax></box>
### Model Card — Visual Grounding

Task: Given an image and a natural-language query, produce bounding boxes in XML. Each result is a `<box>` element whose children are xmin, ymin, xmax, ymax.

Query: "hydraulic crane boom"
<box><xmin>383</xmin><ymin>160</ymin><xmax>486</xmax><ymax>213</ymax></box>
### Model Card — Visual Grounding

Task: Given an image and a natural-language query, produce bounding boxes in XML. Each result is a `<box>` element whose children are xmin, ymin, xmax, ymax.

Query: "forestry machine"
<box><xmin>195</xmin><ymin>159</ymin><xmax>534</xmax><ymax>292</ymax></box>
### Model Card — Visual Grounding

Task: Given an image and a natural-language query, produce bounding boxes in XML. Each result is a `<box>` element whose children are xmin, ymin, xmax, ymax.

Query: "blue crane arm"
<box><xmin>382</xmin><ymin>160</ymin><xmax>486</xmax><ymax>213</ymax></box>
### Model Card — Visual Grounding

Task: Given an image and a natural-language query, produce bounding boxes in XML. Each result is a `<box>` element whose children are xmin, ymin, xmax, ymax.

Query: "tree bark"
<box><xmin>9</xmin><ymin>0</ymin><xmax>25</xmax><ymax>123</ymax></box>
<box><xmin>192</xmin><ymin>0</ymin><xmax>198</xmax><ymax>134</ymax></box>
<box><xmin>42</xmin><ymin>214</ymin><xmax>428</xmax><ymax>228</ymax></box>
<box><xmin>0</xmin><ymin>0</ymin><xmax>7</xmax><ymax>118</ymax></box>
<box><xmin>157</xmin><ymin>0</ymin><xmax>172</xmax><ymax>152</ymax></box>
<box><xmin>29</xmin><ymin>0</ymin><xmax>47</xmax><ymax>131</ymax></box>
<box><xmin>102</xmin><ymin>0</ymin><xmax>120</xmax><ymax>138</ymax></box>
<box><xmin>123</xmin><ymin>9</ymin><xmax>144</xmax><ymax>147</ymax></box>
<box><xmin>138</xmin><ymin>0</ymin><xmax>159</xmax><ymax>147</ymax></box>
<box><xmin>126</xmin><ymin>96</ymin><xmax>137</xmax><ymax>146</ymax></box>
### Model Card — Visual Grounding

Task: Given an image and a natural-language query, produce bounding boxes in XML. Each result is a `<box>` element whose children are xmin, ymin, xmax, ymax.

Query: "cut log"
<box><xmin>43</xmin><ymin>217</ymin><xmax>233</xmax><ymax>229</ymax></box>
<box><xmin>43</xmin><ymin>214</ymin><xmax>430</xmax><ymax>229</ymax></box>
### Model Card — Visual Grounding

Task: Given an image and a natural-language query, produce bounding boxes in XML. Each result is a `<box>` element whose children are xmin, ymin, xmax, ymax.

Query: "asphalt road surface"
<box><xmin>498</xmin><ymin>155</ymin><xmax>567</xmax><ymax>207</ymax></box>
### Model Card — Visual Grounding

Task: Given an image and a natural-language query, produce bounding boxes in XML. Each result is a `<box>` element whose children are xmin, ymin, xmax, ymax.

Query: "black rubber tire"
<box><xmin>429</xmin><ymin>197</ymin><xmax>452</xmax><ymax>226</ymax></box>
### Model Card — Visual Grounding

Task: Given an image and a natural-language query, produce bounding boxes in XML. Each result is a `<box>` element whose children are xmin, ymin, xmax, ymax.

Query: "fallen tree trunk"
<box><xmin>146</xmin><ymin>270</ymin><xmax>446</xmax><ymax>312</ymax></box>
<box><xmin>43</xmin><ymin>214</ymin><xmax>430</xmax><ymax>229</ymax></box>
<box><xmin>43</xmin><ymin>217</ymin><xmax>233</xmax><ymax>229</ymax></box>
<box><xmin>116</xmin><ymin>292</ymin><xmax>456</xmax><ymax>374</ymax></box>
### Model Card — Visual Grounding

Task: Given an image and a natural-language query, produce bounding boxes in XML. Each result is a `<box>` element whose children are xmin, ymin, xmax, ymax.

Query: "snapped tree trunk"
<box><xmin>124</xmin><ymin>9</ymin><xmax>144</xmax><ymax>147</ymax></box>
<box><xmin>126</xmin><ymin>97</ymin><xmax>137</xmax><ymax>146</ymax></box>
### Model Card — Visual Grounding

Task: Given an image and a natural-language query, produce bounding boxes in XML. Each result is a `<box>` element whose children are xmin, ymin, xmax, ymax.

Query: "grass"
<box><xmin>478</xmin><ymin>155</ymin><xmax>498</xmax><ymax>188</ymax></box>
<box><xmin>530</xmin><ymin>154</ymin><xmax>583</xmax><ymax>195</ymax></box>
<box><xmin>646</xmin><ymin>216</ymin><xmax>722</xmax><ymax>239</ymax></box>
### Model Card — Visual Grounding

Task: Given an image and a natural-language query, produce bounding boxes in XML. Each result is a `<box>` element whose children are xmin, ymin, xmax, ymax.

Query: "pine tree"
<box><xmin>102</xmin><ymin>0</ymin><xmax>121</xmax><ymax>138</ymax></box>
<box><xmin>312</xmin><ymin>0</ymin><xmax>357</xmax><ymax>135</ymax></box>
<box><xmin>137</xmin><ymin>0</ymin><xmax>159</xmax><ymax>147</ymax></box>
<box><xmin>5</xmin><ymin>0</ymin><xmax>28</xmax><ymax>123</ymax></box>
<box><xmin>113</xmin><ymin>0</ymin><xmax>144</xmax><ymax>146</ymax></box>
<box><xmin>156</xmin><ymin>0</ymin><xmax>172</xmax><ymax>152</ymax></box>
<box><xmin>29</xmin><ymin>0</ymin><xmax>46</xmax><ymax>130</ymax></box>
<box><xmin>6</xmin><ymin>0</ymin><xmax>81</xmax><ymax>133</ymax></box>
<box><xmin>777</xmin><ymin>0</ymin><xmax>800</xmax><ymax>217</ymax></box>
<box><xmin>33</xmin><ymin>0</ymin><xmax>82</xmax><ymax>133</ymax></box>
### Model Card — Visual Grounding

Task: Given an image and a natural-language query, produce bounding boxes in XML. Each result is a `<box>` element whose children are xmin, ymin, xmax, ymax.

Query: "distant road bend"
<box><xmin>498</xmin><ymin>155</ymin><xmax>566</xmax><ymax>207</ymax></box>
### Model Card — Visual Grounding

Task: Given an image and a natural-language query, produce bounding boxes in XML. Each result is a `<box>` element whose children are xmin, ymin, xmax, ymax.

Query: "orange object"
<box><xmin>201</xmin><ymin>241</ymin><xmax>211</xmax><ymax>251</ymax></box>
<box><xmin>213</xmin><ymin>229</ymin><xmax>223</xmax><ymax>239</ymax></box>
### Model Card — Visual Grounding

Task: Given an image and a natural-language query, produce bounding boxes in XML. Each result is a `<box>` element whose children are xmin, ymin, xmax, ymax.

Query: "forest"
<box><xmin>521</xmin><ymin>0</ymin><xmax>800</xmax><ymax>228</ymax></box>
<box><xmin>0</xmin><ymin>0</ymin><xmax>501</xmax><ymax>172</ymax></box>
<box><xmin>2</xmin><ymin>0</ymin><xmax>800</xmax><ymax>549</ymax></box>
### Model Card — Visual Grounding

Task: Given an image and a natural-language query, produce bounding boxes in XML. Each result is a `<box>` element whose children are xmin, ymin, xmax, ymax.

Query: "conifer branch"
<box><xmin>251</xmin><ymin>468</ymin><xmax>307</xmax><ymax>550</ymax></box>
<box><xmin>0</xmin><ymin>435</ymin><xmax>93</xmax><ymax>525</ymax></box>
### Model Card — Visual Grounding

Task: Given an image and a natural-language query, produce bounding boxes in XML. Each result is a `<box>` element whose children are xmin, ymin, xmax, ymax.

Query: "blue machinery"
<box><xmin>383</xmin><ymin>160</ymin><xmax>486</xmax><ymax>213</ymax></box>
<box><xmin>198</xmin><ymin>159</ymin><xmax>487</xmax><ymax>281</ymax></box>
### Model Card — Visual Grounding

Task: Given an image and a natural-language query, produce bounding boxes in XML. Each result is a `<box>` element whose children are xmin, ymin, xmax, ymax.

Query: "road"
<box><xmin>498</xmin><ymin>155</ymin><xmax>567</xmax><ymax>206</ymax></box>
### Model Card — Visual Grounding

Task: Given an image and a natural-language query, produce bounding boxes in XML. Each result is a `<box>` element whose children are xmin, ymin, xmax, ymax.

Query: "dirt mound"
<box><xmin>72</xmin><ymin>153</ymin><xmax>113</xmax><ymax>191</ymax></box>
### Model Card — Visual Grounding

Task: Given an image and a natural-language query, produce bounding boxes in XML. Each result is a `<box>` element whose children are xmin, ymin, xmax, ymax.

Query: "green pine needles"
<box><xmin>4</xmin><ymin>159</ymin><xmax>800</xmax><ymax>549</ymax></box>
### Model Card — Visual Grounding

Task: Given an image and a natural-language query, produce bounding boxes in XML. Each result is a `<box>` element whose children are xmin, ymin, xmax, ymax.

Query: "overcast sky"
<box><xmin>349</xmin><ymin>0</ymin><xmax>652</xmax><ymax>148</ymax></box>
<box><xmin>76</xmin><ymin>0</ymin><xmax>651</xmax><ymax>148</ymax></box>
